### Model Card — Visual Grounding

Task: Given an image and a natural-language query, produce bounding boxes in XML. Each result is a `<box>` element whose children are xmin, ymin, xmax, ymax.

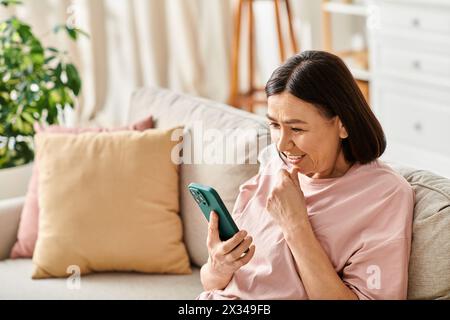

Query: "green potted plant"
<box><xmin>0</xmin><ymin>0</ymin><xmax>86</xmax><ymax>199</ymax></box>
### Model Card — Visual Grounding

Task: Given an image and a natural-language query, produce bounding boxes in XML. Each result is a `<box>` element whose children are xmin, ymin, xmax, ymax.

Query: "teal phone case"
<box><xmin>188</xmin><ymin>183</ymin><xmax>239</xmax><ymax>241</ymax></box>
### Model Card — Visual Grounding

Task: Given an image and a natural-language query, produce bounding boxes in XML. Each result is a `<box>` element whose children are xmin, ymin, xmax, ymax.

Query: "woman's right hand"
<box><xmin>206</xmin><ymin>211</ymin><xmax>256</xmax><ymax>279</ymax></box>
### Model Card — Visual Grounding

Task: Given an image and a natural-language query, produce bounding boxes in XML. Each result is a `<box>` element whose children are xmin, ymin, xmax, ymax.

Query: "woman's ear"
<box><xmin>337</xmin><ymin>118</ymin><xmax>348</xmax><ymax>139</ymax></box>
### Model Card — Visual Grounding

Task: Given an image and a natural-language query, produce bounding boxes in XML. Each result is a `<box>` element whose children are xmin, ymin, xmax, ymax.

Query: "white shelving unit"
<box><xmin>369</xmin><ymin>0</ymin><xmax>450</xmax><ymax>178</ymax></box>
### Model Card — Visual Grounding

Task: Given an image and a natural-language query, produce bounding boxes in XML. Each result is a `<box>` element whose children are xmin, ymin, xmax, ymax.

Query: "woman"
<box><xmin>198</xmin><ymin>51</ymin><xmax>414</xmax><ymax>300</ymax></box>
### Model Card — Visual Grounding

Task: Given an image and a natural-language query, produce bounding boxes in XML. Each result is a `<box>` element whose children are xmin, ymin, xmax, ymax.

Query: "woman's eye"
<box><xmin>268</xmin><ymin>122</ymin><xmax>280</xmax><ymax>129</ymax></box>
<box><xmin>291</xmin><ymin>128</ymin><xmax>305</xmax><ymax>133</ymax></box>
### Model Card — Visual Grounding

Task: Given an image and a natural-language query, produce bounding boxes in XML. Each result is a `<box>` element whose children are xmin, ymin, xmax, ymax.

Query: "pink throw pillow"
<box><xmin>9</xmin><ymin>116</ymin><xmax>153</xmax><ymax>258</ymax></box>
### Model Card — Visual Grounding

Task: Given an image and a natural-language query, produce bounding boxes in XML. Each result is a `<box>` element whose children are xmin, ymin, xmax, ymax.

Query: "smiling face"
<box><xmin>267</xmin><ymin>91</ymin><xmax>351</xmax><ymax>179</ymax></box>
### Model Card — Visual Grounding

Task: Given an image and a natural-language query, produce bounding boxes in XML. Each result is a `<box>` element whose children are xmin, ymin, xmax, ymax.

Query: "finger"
<box><xmin>222</xmin><ymin>230</ymin><xmax>247</xmax><ymax>254</ymax></box>
<box><xmin>289</xmin><ymin>168</ymin><xmax>301</xmax><ymax>189</ymax></box>
<box><xmin>207</xmin><ymin>211</ymin><xmax>220</xmax><ymax>247</ymax></box>
<box><xmin>281</xmin><ymin>168</ymin><xmax>300</xmax><ymax>189</ymax></box>
<box><xmin>276</xmin><ymin>169</ymin><xmax>288</xmax><ymax>186</ymax></box>
<box><xmin>280</xmin><ymin>168</ymin><xmax>293</xmax><ymax>182</ymax></box>
<box><xmin>279</xmin><ymin>168</ymin><xmax>289</xmax><ymax>178</ymax></box>
<box><xmin>228</xmin><ymin>236</ymin><xmax>253</xmax><ymax>261</ymax></box>
<box><xmin>266</xmin><ymin>195</ymin><xmax>276</xmax><ymax>212</ymax></box>
<box><xmin>234</xmin><ymin>245</ymin><xmax>256</xmax><ymax>268</ymax></box>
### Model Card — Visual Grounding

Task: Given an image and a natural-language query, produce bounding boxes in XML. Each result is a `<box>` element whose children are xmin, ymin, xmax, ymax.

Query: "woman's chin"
<box><xmin>291</xmin><ymin>164</ymin><xmax>307</xmax><ymax>173</ymax></box>
<box><xmin>295</xmin><ymin>166</ymin><xmax>308</xmax><ymax>173</ymax></box>
<box><xmin>293</xmin><ymin>164</ymin><xmax>314</xmax><ymax>176</ymax></box>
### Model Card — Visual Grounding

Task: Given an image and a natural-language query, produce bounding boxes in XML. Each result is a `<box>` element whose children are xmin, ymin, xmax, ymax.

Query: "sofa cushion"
<box><xmin>10</xmin><ymin>116</ymin><xmax>153</xmax><ymax>259</ymax></box>
<box><xmin>389</xmin><ymin>164</ymin><xmax>450</xmax><ymax>300</ymax></box>
<box><xmin>0</xmin><ymin>197</ymin><xmax>24</xmax><ymax>261</ymax></box>
<box><xmin>0</xmin><ymin>259</ymin><xmax>202</xmax><ymax>299</ymax></box>
<box><xmin>32</xmin><ymin>128</ymin><xmax>191</xmax><ymax>279</ymax></box>
<box><xmin>128</xmin><ymin>87</ymin><xmax>271</xmax><ymax>267</ymax></box>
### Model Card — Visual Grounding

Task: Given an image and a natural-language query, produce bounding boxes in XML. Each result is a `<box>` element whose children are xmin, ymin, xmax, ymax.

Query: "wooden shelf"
<box><xmin>350</xmin><ymin>68</ymin><xmax>371</xmax><ymax>81</ymax></box>
<box><xmin>322</xmin><ymin>2</ymin><xmax>369</xmax><ymax>16</ymax></box>
<box><xmin>355</xmin><ymin>79</ymin><xmax>369</xmax><ymax>103</ymax></box>
<box><xmin>336</xmin><ymin>49</ymin><xmax>371</xmax><ymax>81</ymax></box>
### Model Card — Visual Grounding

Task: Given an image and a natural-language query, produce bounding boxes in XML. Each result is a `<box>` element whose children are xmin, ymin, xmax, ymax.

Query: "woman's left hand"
<box><xmin>266</xmin><ymin>168</ymin><xmax>309</xmax><ymax>235</ymax></box>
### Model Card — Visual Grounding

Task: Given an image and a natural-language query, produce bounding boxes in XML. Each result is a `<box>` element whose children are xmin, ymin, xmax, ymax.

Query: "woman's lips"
<box><xmin>286</xmin><ymin>154</ymin><xmax>306</xmax><ymax>165</ymax></box>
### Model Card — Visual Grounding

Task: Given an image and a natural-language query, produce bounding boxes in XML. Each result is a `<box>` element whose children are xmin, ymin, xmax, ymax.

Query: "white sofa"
<box><xmin>0</xmin><ymin>87</ymin><xmax>449</xmax><ymax>299</ymax></box>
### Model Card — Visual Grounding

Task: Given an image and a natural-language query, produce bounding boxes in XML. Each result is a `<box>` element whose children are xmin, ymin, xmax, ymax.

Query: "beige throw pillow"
<box><xmin>32</xmin><ymin>128</ymin><xmax>191</xmax><ymax>279</ymax></box>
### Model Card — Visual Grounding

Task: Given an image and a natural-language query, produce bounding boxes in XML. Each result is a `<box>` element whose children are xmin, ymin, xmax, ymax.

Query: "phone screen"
<box><xmin>188</xmin><ymin>183</ymin><xmax>239</xmax><ymax>241</ymax></box>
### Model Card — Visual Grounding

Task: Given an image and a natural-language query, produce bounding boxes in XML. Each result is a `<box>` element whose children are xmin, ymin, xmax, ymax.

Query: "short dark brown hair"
<box><xmin>265</xmin><ymin>50</ymin><xmax>386</xmax><ymax>164</ymax></box>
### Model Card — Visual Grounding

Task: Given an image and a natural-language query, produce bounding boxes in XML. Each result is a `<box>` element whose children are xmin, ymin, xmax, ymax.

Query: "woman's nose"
<box><xmin>277</xmin><ymin>131</ymin><xmax>293</xmax><ymax>153</ymax></box>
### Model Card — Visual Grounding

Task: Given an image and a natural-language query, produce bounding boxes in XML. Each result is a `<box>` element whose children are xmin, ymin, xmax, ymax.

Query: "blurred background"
<box><xmin>1</xmin><ymin>0</ymin><xmax>373</xmax><ymax>124</ymax></box>
<box><xmin>1</xmin><ymin>0</ymin><xmax>449</xmax><ymax>199</ymax></box>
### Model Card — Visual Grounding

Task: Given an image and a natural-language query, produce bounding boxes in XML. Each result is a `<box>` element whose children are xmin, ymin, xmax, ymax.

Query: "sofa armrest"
<box><xmin>0</xmin><ymin>197</ymin><xmax>24</xmax><ymax>261</ymax></box>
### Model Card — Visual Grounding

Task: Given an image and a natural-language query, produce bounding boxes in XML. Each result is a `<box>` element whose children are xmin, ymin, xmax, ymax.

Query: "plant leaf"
<box><xmin>0</xmin><ymin>7</ymin><xmax>88</xmax><ymax>168</ymax></box>
<box><xmin>65</xmin><ymin>26</ymin><xmax>78</xmax><ymax>40</ymax></box>
<box><xmin>46</xmin><ymin>47</ymin><xmax>59</xmax><ymax>53</ymax></box>
<box><xmin>65</xmin><ymin>63</ymin><xmax>81</xmax><ymax>96</ymax></box>
<box><xmin>0</xmin><ymin>0</ymin><xmax>23</xmax><ymax>7</ymax></box>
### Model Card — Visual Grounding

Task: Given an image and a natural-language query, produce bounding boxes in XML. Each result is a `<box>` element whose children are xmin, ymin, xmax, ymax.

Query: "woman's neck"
<box><xmin>307</xmin><ymin>151</ymin><xmax>352</xmax><ymax>179</ymax></box>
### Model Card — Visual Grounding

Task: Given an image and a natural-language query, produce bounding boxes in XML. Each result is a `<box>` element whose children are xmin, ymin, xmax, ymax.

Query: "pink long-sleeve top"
<box><xmin>197</xmin><ymin>154</ymin><xmax>414</xmax><ymax>300</ymax></box>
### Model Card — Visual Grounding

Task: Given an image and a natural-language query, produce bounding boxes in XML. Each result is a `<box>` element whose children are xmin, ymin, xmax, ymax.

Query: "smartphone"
<box><xmin>188</xmin><ymin>183</ymin><xmax>239</xmax><ymax>241</ymax></box>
